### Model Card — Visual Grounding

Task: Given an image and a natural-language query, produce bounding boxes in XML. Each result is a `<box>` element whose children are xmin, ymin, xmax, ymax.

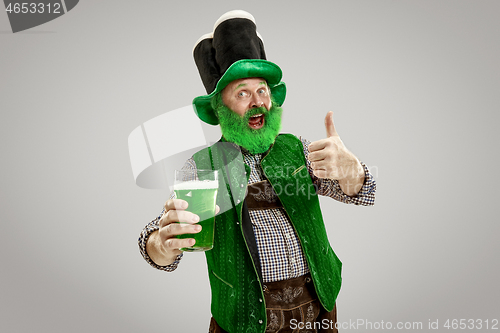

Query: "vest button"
<box><xmin>259</xmin><ymin>298</ymin><xmax>263</xmax><ymax>303</ymax></box>
<box><xmin>236</xmin><ymin>199</ymin><xmax>241</xmax><ymax>204</ymax></box>
<box><xmin>240</xmin><ymin>184</ymin><xmax>244</xmax><ymax>188</ymax></box>
<box><xmin>259</xmin><ymin>320</ymin><xmax>263</xmax><ymax>324</ymax></box>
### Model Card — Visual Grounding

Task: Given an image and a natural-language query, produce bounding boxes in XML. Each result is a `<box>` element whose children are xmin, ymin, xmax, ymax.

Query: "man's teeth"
<box><xmin>250</xmin><ymin>114</ymin><xmax>263</xmax><ymax>118</ymax></box>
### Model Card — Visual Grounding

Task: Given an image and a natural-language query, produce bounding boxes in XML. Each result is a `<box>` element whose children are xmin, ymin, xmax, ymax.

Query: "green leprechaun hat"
<box><xmin>192</xmin><ymin>10</ymin><xmax>286</xmax><ymax>125</ymax></box>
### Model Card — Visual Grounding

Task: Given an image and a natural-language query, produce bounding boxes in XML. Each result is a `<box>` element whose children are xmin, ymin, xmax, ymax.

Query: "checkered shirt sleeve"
<box><xmin>138</xmin><ymin>214</ymin><xmax>183</xmax><ymax>271</ymax></box>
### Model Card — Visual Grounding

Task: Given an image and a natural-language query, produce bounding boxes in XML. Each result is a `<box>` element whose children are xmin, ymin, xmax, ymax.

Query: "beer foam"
<box><xmin>174</xmin><ymin>180</ymin><xmax>218</xmax><ymax>190</ymax></box>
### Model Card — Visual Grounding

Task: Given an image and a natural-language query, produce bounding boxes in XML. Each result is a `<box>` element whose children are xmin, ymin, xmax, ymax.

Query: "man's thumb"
<box><xmin>325</xmin><ymin>111</ymin><xmax>339</xmax><ymax>138</ymax></box>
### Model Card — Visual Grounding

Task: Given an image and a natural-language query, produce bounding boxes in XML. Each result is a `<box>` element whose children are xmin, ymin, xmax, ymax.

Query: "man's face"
<box><xmin>215</xmin><ymin>77</ymin><xmax>282</xmax><ymax>154</ymax></box>
<box><xmin>222</xmin><ymin>77</ymin><xmax>272</xmax><ymax>129</ymax></box>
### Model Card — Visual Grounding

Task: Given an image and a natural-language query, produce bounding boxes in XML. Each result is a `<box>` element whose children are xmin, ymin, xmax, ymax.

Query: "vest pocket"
<box><xmin>209</xmin><ymin>270</ymin><xmax>236</xmax><ymax>330</ymax></box>
<box><xmin>211</xmin><ymin>270</ymin><xmax>234</xmax><ymax>289</ymax></box>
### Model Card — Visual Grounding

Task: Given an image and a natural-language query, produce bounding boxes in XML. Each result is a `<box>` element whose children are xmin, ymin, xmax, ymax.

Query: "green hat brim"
<box><xmin>193</xmin><ymin>59</ymin><xmax>286</xmax><ymax>125</ymax></box>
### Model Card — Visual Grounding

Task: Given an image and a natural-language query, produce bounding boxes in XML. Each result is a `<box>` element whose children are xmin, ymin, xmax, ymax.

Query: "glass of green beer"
<box><xmin>174</xmin><ymin>169</ymin><xmax>218</xmax><ymax>252</ymax></box>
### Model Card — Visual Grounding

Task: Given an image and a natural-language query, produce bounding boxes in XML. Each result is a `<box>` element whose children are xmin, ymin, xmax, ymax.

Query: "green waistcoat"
<box><xmin>192</xmin><ymin>134</ymin><xmax>342</xmax><ymax>333</ymax></box>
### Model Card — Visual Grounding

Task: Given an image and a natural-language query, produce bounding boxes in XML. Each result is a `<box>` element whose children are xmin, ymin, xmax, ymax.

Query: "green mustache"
<box><xmin>243</xmin><ymin>106</ymin><xmax>269</xmax><ymax>123</ymax></box>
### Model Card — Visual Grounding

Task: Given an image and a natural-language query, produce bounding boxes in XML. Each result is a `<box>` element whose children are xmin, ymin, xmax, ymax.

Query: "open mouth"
<box><xmin>248</xmin><ymin>113</ymin><xmax>265</xmax><ymax>130</ymax></box>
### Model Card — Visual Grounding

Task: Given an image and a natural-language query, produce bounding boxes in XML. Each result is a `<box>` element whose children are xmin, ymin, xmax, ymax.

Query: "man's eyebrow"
<box><xmin>233</xmin><ymin>82</ymin><xmax>267</xmax><ymax>92</ymax></box>
<box><xmin>233</xmin><ymin>83</ymin><xmax>247</xmax><ymax>91</ymax></box>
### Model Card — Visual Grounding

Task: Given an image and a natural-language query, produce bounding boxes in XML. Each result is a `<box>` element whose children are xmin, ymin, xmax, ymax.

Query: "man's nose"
<box><xmin>249</xmin><ymin>95</ymin><xmax>264</xmax><ymax>109</ymax></box>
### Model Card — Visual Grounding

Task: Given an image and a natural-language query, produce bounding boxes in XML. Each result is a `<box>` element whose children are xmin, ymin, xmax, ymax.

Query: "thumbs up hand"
<box><xmin>307</xmin><ymin>111</ymin><xmax>365</xmax><ymax>196</ymax></box>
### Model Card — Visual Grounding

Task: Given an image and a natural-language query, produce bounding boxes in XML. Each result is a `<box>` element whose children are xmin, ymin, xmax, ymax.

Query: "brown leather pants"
<box><xmin>209</xmin><ymin>274</ymin><xmax>338</xmax><ymax>333</ymax></box>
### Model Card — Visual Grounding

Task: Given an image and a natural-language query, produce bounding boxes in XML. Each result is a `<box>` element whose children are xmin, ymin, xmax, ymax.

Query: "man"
<box><xmin>138</xmin><ymin>10</ymin><xmax>376</xmax><ymax>333</ymax></box>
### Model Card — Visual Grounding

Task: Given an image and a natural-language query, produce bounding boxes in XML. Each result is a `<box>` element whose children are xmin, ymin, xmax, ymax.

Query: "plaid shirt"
<box><xmin>138</xmin><ymin>136</ymin><xmax>376</xmax><ymax>282</ymax></box>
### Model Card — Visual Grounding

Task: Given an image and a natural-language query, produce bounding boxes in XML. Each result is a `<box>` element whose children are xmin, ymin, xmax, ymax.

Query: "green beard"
<box><xmin>215</xmin><ymin>101</ymin><xmax>283</xmax><ymax>154</ymax></box>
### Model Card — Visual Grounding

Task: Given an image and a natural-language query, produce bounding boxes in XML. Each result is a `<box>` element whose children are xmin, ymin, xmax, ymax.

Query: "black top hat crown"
<box><xmin>194</xmin><ymin>11</ymin><xmax>267</xmax><ymax>94</ymax></box>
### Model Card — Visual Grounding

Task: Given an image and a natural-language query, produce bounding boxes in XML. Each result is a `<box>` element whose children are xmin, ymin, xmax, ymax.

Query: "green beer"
<box><xmin>174</xmin><ymin>177</ymin><xmax>218</xmax><ymax>252</ymax></box>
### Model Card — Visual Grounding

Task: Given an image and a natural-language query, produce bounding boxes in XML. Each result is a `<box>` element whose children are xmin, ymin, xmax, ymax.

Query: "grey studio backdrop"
<box><xmin>1</xmin><ymin>1</ymin><xmax>499</xmax><ymax>332</ymax></box>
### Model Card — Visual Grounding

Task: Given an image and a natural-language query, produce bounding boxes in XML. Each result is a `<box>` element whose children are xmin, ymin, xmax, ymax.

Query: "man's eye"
<box><xmin>258</xmin><ymin>88</ymin><xmax>267</xmax><ymax>94</ymax></box>
<box><xmin>238</xmin><ymin>91</ymin><xmax>248</xmax><ymax>98</ymax></box>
